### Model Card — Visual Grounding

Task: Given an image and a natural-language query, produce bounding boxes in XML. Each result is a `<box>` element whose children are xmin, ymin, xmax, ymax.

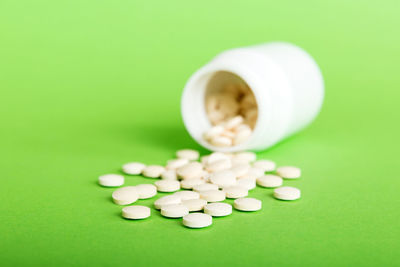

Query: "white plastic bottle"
<box><xmin>181</xmin><ymin>42</ymin><xmax>324</xmax><ymax>152</ymax></box>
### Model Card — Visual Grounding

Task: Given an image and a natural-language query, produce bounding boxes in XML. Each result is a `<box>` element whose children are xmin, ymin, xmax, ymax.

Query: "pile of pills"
<box><xmin>98</xmin><ymin>149</ymin><xmax>302</xmax><ymax>229</ymax></box>
<box><xmin>203</xmin><ymin>83</ymin><xmax>258</xmax><ymax>147</ymax></box>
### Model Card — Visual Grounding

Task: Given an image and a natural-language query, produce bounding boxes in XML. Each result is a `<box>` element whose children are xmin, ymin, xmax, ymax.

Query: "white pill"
<box><xmin>233</xmin><ymin>125</ymin><xmax>252</xmax><ymax>145</ymax></box>
<box><xmin>161</xmin><ymin>169</ymin><xmax>177</xmax><ymax>180</ymax></box>
<box><xmin>234</xmin><ymin>198</ymin><xmax>262</xmax><ymax>211</ymax></box>
<box><xmin>210</xmin><ymin>136</ymin><xmax>232</xmax><ymax>147</ymax></box>
<box><xmin>112</xmin><ymin>186</ymin><xmax>139</xmax><ymax>205</ymax></box>
<box><xmin>224</xmin><ymin>115</ymin><xmax>244</xmax><ymax>130</ymax></box>
<box><xmin>161</xmin><ymin>204</ymin><xmax>189</xmax><ymax>218</ymax></box>
<box><xmin>180</xmin><ymin>178</ymin><xmax>205</xmax><ymax>189</ymax></box>
<box><xmin>98</xmin><ymin>174</ymin><xmax>124</xmax><ymax>187</ymax></box>
<box><xmin>223</xmin><ymin>185</ymin><xmax>248</xmax><ymax>199</ymax></box>
<box><xmin>173</xmin><ymin>190</ymin><xmax>200</xmax><ymax>201</ymax></box>
<box><xmin>253</xmin><ymin>160</ymin><xmax>276</xmax><ymax>172</ymax></box>
<box><xmin>200</xmin><ymin>190</ymin><xmax>226</xmax><ymax>202</ymax></box>
<box><xmin>155</xmin><ymin>180</ymin><xmax>180</xmax><ymax>192</ymax></box>
<box><xmin>204</xmin><ymin>203</ymin><xmax>232</xmax><ymax>217</ymax></box>
<box><xmin>135</xmin><ymin>184</ymin><xmax>157</xmax><ymax>199</ymax></box>
<box><xmin>142</xmin><ymin>165</ymin><xmax>165</xmax><ymax>178</ymax></box>
<box><xmin>122</xmin><ymin>205</ymin><xmax>151</xmax><ymax>220</ymax></box>
<box><xmin>276</xmin><ymin>166</ymin><xmax>301</xmax><ymax>179</ymax></box>
<box><xmin>166</xmin><ymin>158</ymin><xmax>189</xmax><ymax>170</ymax></box>
<box><xmin>203</xmin><ymin>125</ymin><xmax>225</xmax><ymax>140</ymax></box>
<box><xmin>274</xmin><ymin>186</ymin><xmax>301</xmax><ymax>200</ymax></box>
<box><xmin>176</xmin><ymin>149</ymin><xmax>200</xmax><ymax>161</ymax></box>
<box><xmin>210</xmin><ymin>170</ymin><xmax>237</xmax><ymax>188</ymax></box>
<box><xmin>230</xmin><ymin>163</ymin><xmax>251</xmax><ymax>177</ymax></box>
<box><xmin>193</xmin><ymin>183</ymin><xmax>219</xmax><ymax>192</ymax></box>
<box><xmin>154</xmin><ymin>195</ymin><xmax>181</xmax><ymax>210</ymax></box>
<box><xmin>233</xmin><ymin>152</ymin><xmax>257</xmax><ymax>163</ymax></box>
<box><xmin>177</xmin><ymin>162</ymin><xmax>203</xmax><ymax>180</ymax></box>
<box><xmin>257</xmin><ymin>175</ymin><xmax>283</xmax><ymax>188</ymax></box>
<box><xmin>207</xmin><ymin>152</ymin><xmax>231</xmax><ymax>164</ymax></box>
<box><xmin>236</xmin><ymin>177</ymin><xmax>256</xmax><ymax>190</ymax></box>
<box><xmin>220</xmin><ymin>130</ymin><xmax>235</xmax><ymax>139</ymax></box>
<box><xmin>247</xmin><ymin>167</ymin><xmax>265</xmax><ymax>178</ymax></box>
<box><xmin>182</xmin><ymin>213</ymin><xmax>212</xmax><ymax>228</ymax></box>
<box><xmin>206</xmin><ymin>158</ymin><xmax>232</xmax><ymax>172</ymax></box>
<box><xmin>182</xmin><ymin>198</ymin><xmax>207</xmax><ymax>212</ymax></box>
<box><xmin>122</xmin><ymin>162</ymin><xmax>146</xmax><ymax>175</ymax></box>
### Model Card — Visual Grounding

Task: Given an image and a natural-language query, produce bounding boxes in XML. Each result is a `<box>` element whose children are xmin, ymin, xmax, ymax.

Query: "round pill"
<box><xmin>122</xmin><ymin>205</ymin><xmax>151</xmax><ymax>220</ymax></box>
<box><xmin>253</xmin><ymin>160</ymin><xmax>276</xmax><ymax>172</ymax></box>
<box><xmin>207</xmin><ymin>152</ymin><xmax>231</xmax><ymax>164</ymax></box>
<box><xmin>230</xmin><ymin>163</ymin><xmax>251</xmax><ymax>177</ymax></box>
<box><xmin>135</xmin><ymin>184</ymin><xmax>157</xmax><ymax>199</ymax></box>
<box><xmin>182</xmin><ymin>198</ymin><xmax>207</xmax><ymax>212</ymax></box>
<box><xmin>236</xmin><ymin>177</ymin><xmax>256</xmax><ymax>190</ymax></box>
<box><xmin>182</xmin><ymin>213</ymin><xmax>212</xmax><ymax>228</ymax></box>
<box><xmin>232</xmin><ymin>152</ymin><xmax>256</xmax><ymax>164</ymax></box>
<box><xmin>177</xmin><ymin>162</ymin><xmax>203</xmax><ymax>180</ymax></box>
<box><xmin>273</xmin><ymin>186</ymin><xmax>301</xmax><ymax>200</ymax></box>
<box><xmin>223</xmin><ymin>185</ymin><xmax>248</xmax><ymax>199</ymax></box>
<box><xmin>155</xmin><ymin>180</ymin><xmax>180</xmax><ymax>192</ymax></box>
<box><xmin>210</xmin><ymin>136</ymin><xmax>232</xmax><ymax>147</ymax></box>
<box><xmin>210</xmin><ymin>170</ymin><xmax>236</xmax><ymax>188</ymax></box>
<box><xmin>234</xmin><ymin>198</ymin><xmax>262</xmax><ymax>211</ymax></box>
<box><xmin>98</xmin><ymin>174</ymin><xmax>124</xmax><ymax>187</ymax></box>
<box><xmin>173</xmin><ymin>190</ymin><xmax>200</xmax><ymax>201</ymax></box>
<box><xmin>161</xmin><ymin>169</ymin><xmax>177</xmax><ymax>180</ymax></box>
<box><xmin>193</xmin><ymin>183</ymin><xmax>219</xmax><ymax>192</ymax></box>
<box><xmin>161</xmin><ymin>204</ymin><xmax>189</xmax><ymax>218</ymax></box>
<box><xmin>224</xmin><ymin>115</ymin><xmax>244</xmax><ymax>130</ymax></box>
<box><xmin>166</xmin><ymin>158</ymin><xmax>189</xmax><ymax>170</ymax></box>
<box><xmin>180</xmin><ymin>178</ymin><xmax>205</xmax><ymax>189</ymax></box>
<box><xmin>247</xmin><ymin>167</ymin><xmax>265</xmax><ymax>178</ymax></box>
<box><xmin>176</xmin><ymin>149</ymin><xmax>200</xmax><ymax>161</ymax></box>
<box><xmin>257</xmin><ymin>175</ymin><xmax>283</xmax><ymax>188</ymax></box>
<box><xmin>154</xmin><ymin>195</ymin><xmax>181</xmax><ymax>210</ymax></box>
<box><xmin>276</xmin><ymin>166</ymin><xmax>301</xmax><ymax>179</ymax></box>
<box><xmin>206</xmin><ymin>158</ymin><xmax>232</xmax><ymax>172</ymax></box>
<box><xmin>122</xmin><ymin>162</ymin><xmax>146</xmax><ymax>175</ymax></box>
<box><xmin>204</xmin><ymin>203</ymin><xmax>232</xmax><ymax>217</ymax></box>
<box><xmin>142</xmin><ymin>165</ymin><xmax>165</xmax><ymax>178</ymax></box>
<box><xmin>112</xmin><ymin>186</ymin><xmax>139</xmax><ymax>205</ymax></box>
<box><xmin>200</xmin><ymin>190</ymin><xmax>226</xmax><ymax>202</ymax></box>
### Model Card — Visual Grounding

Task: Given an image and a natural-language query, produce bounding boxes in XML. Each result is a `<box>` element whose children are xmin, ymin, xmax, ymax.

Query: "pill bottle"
<box><xmin>181</xmin><ymin>42</ymin><xmax>324</xmax><ymax>152</ymax></box>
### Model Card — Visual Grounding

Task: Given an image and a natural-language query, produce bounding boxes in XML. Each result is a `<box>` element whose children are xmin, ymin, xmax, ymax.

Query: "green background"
<box><xmin>1</xmin><ymin>0</ymin><xmax>399</xmax><ymax>266</ymax></box>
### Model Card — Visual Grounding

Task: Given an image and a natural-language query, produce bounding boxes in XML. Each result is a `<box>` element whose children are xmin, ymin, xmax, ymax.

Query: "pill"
<box><xmin>273</xmin><ymin>186</ymin><xmax>301</xmax><ymax>200</ymax></box>
<box><xmin>166</xmin><ymin>158</ymin><xmax>189</xmax><ymax>170</ymax></box>
<box><xmin>233</xmin><ymin>152</ymin><xmax>257</xmax><ymax>163</ymax></box>
<box><xmin>257</xmin><ymin>175</ymin><xmax>283</xmax><ymax>188</ymax></box>
<box><xmin>253</xmin><ymin>160</ymin><xmax>276</xmax><ymax>172</ymax></box>
<box><xmin>200</xmin><ymin>190</ymin><xmax>226</xmax><ymax>202</ymax></box>
<box><xmin>246</xmin><ymin>167</ymin><xmax>265</xmax><ymax>178</ymax></box>
<box><xmin>176</xmin><ymin>162</ymin><xmax>203</xmax><ymax>180</ymax></box>
<box><xmin>234</xmin><ymin>198</ymin><xmax>262</xmax><ymax>211</ymax></box>
<box><xmin>182</xmin><ymin>213</ymin><xmax>212</xmax><ymax>228</ymax></box>
<box><xmin>142</xmin><ymin>165</ymin><xmax>165</xmax><ymax>178</ymax></box>
<box><xmin>122</xmin><ymin>162</ymin><xmax>146</xmax><ymax>175</ymax></box>
<box><xmin>220</xmin><ymin>130</ymin><xmax>236</xmax><ymax>139</ymax></box>
<box><xmin>223</xmin><ymin>185</ymin><xmax>248</xmax><ymax>199</ymax></box>
<box><xmin>112</xmin><ymin>186</ymin><xmax>139</xmax><ymax>205</ymax></box>
<box><xmin>135</xmin><ymin>184</ymin><xmax>157</xmax><ymax>199</ymax></box>
<box><xmin>233</xmin><ymin>125</ymin><xmax>252</xmax><ymax>145</ymax></box>
<box><xmin>193</xmin><ymin>183</ymin><xmax>219</xmax><ymax>192</ymax></box>
<box><xmin>224</xmin><ymin>115</ymin><xmax>244</xmax><ymax>130</ymax></box>
<box><xmin>180</xmin><ymin>178</ymin><xmax>205</xmax><ymax>189</ymax></box>
<box><xmin>207</xmin><ymin>152</ymin><xmax>231</xmax><ymax>164</ymax></box>
<box><xmin>122</xmin><ymin>205</ymin><xmax>151</xmax><ymax>220</ymax></box>
<box><xmin>161</xmin><ymin>169</ymin><xmax>177</xmax><ymax>180</ymax></box>
<box><xmin>236</xmin><ymin>177</ymin><xmax>256</xmax><ymax>190</ymax></box>
<box><xmin>210</xmin><ymin>170</ymin><xmax>237</xmax><ymax>188</ymax></box>
<box><xmin>154</xmin><ymin>195</ymin><xmax>181</xmax><ymax>210</ymax></box>
<box><xmin>204</xmin><ymin>203</ymin><xmax>232</xmax><ymax>217</ymax></box>
<box><xmin>210</xmin><ymin>136</ymin><xmax>232</xmax><ymax>147</ymax></box>
<box><xmin>155</xmin><ymin>180</ymin><xmax>180</xmax><ymax>192</ymax></box>
<box><xmin>98</xmin><ymin>174</ymin><xmax>124</xmax><ymax>187</ymax></box>
<box><xmin>230</xmin><ymin>163</ymin><xmax>251</xmax><ymax>177</ymax></box>
<box><xmin>176</xmin><ymin>149</ymin><xmax>200</xmax><ymax>161</ymax></box>
<box><xmin>206</xmin><ymin>158</ymin><xmax>232</xmax><ymax>172</ymax></box>
<box><xmin>161</xmin><ymin>204</ymin><xmax>189</xmax><ymax>218</ymax></box>
<box><xmin>173</xmin><ymin>190</ymin><xmax>200</xmax><ymax>201</ymax></box>
<box><xmin>203</xmin><ymin>125</ymin><xmax>225</xmax><ymax>140</ymax></box>
<box><xmin>276</xmin><ymin>166</ymin><xmax>301</xmax><ymax>179</ymax></box>
<box><xmin>182</xmin><ymin>198</ymin><xmax>207</xmax><ymax>212</ymax></box>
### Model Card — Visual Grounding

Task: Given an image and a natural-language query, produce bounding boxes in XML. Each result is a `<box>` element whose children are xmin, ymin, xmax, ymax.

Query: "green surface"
<box><xmin>1</xmin><ymin>0</ymin><xmax>399</xmax><ymax>266</ymax></box>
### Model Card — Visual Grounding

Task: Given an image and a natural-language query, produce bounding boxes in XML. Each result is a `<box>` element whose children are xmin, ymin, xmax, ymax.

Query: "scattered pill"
<box><xmin>176</xmin><ymin>149</ymin><xmax>200</xmax><ymax>161</ymax></box>
<box><xmin>276</xmin><ymin>166</ymin><xmax>301</xmax><ymax>179</ymax></box>
<box><xmin>155</xmin><ymin>180</ymin><xmax>181</xmax><ymax>192</ymax></box>
<box><xmin>182</xmin><ymin>198</ymin><xmax>207</xmax><ymax>212</ymax></box>
<box><xmin>112</xmin><ymin>186</ymin><xmax>139</xmax><ymax>205</ymax></box>
<box><xmin>135</xmin><ymin>184</ymin><xmax>157</xmax><ymax>199</ymax></box>
<box><xmin>253</xmin><ymin>160</ymin><xmax>276</xmax><ymax>172</ymax></box>
<box><xmin>161</xmin><ymin>204</ymin><xmax>189</xmax><ymax>218</ymax></box>
<box><xmin>233</xmin><ymin>152</ymin><xmax>257</xmax><ymax>163</ymax></box>
<box><xmin>200</xmin><ymin>190</ymin><xmax>226</xmax><ymax>202</ymax></box>
<box><xmin>180</xmin><ymin>178</ymin><xmax>205</xmax><ymax>189</ymax></box>
<box><xmin>246</xmin><ymin>167</ymin><xmax>265</xmax><ymax>178</ymax></box>
<box><xmin>182</xmin><ymin>213</ymin><xmax>212</xmax><ymax>228</ymax></box>
<box><xmin>98</xmin><ymin>174</ymin><xmax>124</xmax><ymax>187</ymax></box>
<box><xmin>176</xmin><ymin>162</ymin><xmax>203</xmax><ymax>180</ymax></box>
<box><xmin>207</xmin><ymin>152</ymin><xmax>231</xmax><ymax>164</ymax></box>
<box><xmin>154</xmin><ymin>195</ymin><xmax>181</xmax><ymax>210</ymax></box>
<box><xmin>122</xmin><ymin>162</ymin><xmax>146</xmax><ymax>175</ymax></box>
<box><xmin>122</xmin><ymin>205</ymin><xmax>151</xmax><ymax>220</ymax></box>
<box><xmin>230</xmin><ymin>163</ymin><xmax>251</xmax><ymax>177</ymax></box>
<box><xmin>257</xmin><ymin>174</ymin><xmax>283</xmax><ymax>188</ymax></box>
<box><xmin>142</xmin><ymin>165</ymin><xmax>165</xmax><ymax>178</ymax></box>
<box><xmin>210</xmin><ymin>170</ymin><xmax>237</xmax><ymax>188</ymax></box>
<box><xmin>166</xmin><ymin>158</ymin><xmax>189</xmax><ymax>170</ymax></box>
<box><xmin>234</xmin><ymin>198</ymin><xmax>262</xmax><ymax>211</ymax></box>
<box><xmin>223</xmin><ymin>185</ymin><xmax>248</xmax><ymax>199</ymax></box>
<box><xmin>173</xmin><ymin>190</ymin><xmax>200</xmax><ymax>201</ymax></box>
<box><xmin>193</xmin><ymin>183</ymin><xmax>219</xmax><ymax>192</ymax></box>
<box><xmin>206</xmin><ymin>158</ymin><xmax>232</xmax><ymax>172</ymax></box>
<box><xmin>161</xmin><ymin>169</ymin><xmax>178</xmax><ymax>180</ymax></box>
<box><xmin>204</xmin><ymin>203</ymin><xmax>232</xmax><ymax>217</ymax></box>
<box><xmin>274</xmin><ymin>186</ymin><xmax>301</xmax><ymax>200</ymax></box>
<box><xmin>236</xmin><ymin>177</ymin><xmax>257</xmax><ymax>190</ymax></box>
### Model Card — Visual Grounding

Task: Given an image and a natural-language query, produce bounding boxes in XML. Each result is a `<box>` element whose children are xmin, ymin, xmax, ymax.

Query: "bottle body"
<box><xmin>181</xmin><ymin>42</ymin><xmax>324</xmax><ymax>152</ymax></box>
